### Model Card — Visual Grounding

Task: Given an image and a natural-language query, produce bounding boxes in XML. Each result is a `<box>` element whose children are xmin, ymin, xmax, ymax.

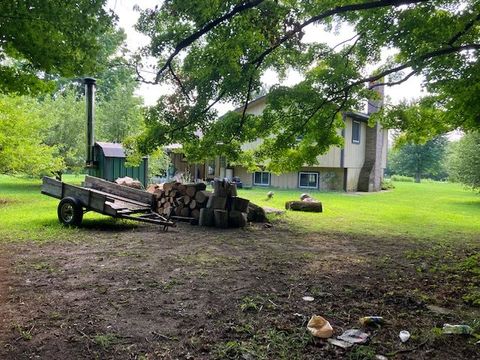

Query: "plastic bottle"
<box><xmin>359</xmin><ymin>316</ymin><xmax>385</xmax><ymax>326</ymax></box>
<box><xmin>442</xmin><ymin>324</ymin><xmax>473</xmax><ymax>335</ymax></box>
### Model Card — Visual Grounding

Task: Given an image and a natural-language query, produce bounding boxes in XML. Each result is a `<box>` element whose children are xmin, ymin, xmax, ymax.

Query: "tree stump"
<box><xmin>285</xmin><ymin>201</ymin><xmax>323</xmax><ymax>212</ymax></box>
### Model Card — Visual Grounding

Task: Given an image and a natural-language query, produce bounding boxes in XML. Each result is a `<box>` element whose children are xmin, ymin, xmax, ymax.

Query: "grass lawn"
<box><xmin>239</xmin><ymin>182</ymin><xmax>480</xmax><ymax>242</ymax></box>
<box><xmin>0</xmin><ymin>174</ymin><xmax>113</xmax><ymax>242</ymax></box>
<box><xmin>1</xmin><ymin>175</ymin><xmax>480</xmax><ymax>359</ymax></box>
<box><xmin>0</xmin><ymin>175</ymin><xmax>479</xmax><ymax>243</ymax></box>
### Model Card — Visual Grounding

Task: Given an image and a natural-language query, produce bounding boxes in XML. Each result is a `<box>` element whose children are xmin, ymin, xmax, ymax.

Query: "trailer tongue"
<box><xmin>41</xmin><ymin>176</ymin><xmax>175</xmax><ymax>230</ymax></box>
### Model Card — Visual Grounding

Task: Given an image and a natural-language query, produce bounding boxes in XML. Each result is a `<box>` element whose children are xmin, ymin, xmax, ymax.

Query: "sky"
<box><xmin>107</xmin><ymin>0</ymin><xmax>425</xmax><ymax>110</ymax></box>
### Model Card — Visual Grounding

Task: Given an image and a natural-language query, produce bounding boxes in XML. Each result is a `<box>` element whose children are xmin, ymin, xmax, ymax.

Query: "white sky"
<box><xmin>107</xmin><ymin>1</ymin><xmax>424</xmax><ymax>110</ymax></box>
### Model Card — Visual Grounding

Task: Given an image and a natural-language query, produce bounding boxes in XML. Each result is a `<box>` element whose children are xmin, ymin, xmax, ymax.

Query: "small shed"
<box><xmin>88</xmin><ymin>142</ymin><xmax>148</xmax><ymax>187</ymax></box>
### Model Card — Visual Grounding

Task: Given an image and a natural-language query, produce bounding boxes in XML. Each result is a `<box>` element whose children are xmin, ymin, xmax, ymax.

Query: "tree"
<box><xmin>0</xmin><ymin>0</ymin><xmax>115</xmax><ymax>94</ymax></box>
<box><xmin>0</xmin><ymin>95</ymin><xmax>63</xmax><ymax>176</ymax></box>
<box><xmin>131</xmin><ymin>0</ymin><xmax>480</xmax><ymax>172</ymax></box>
<box><xmin>42</xmin><ymin>90</ymin><xmax>86</xmax><ymax>175</ymax></box>
<box><xmin>447</xmin><ymin>132</ymin><xmax>480</xmax><ymax>190</ymax></box>
<box><xmin>388</xmin><ymin>136</ymin><xmax>448</xmax><ymax>183</ymax></box>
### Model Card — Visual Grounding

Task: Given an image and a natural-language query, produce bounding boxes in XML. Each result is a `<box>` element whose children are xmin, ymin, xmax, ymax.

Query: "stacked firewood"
<box><xmin>198</xmin><ymin>179</ymin><xmax>250</xmax><ymax>228</ymax></box>
<box><xmin>147</xmin><ymin>179</ymin><xmax>251</xmax><ymax>228</ymax></box>
<box><xmin>146</xmin><ymin>182</ymin><xmax>210</xmax><ymax>221</ymax></box>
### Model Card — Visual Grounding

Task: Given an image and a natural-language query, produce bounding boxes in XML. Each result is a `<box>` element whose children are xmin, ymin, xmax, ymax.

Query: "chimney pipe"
<box><xmin>367</xmin><ymin>80</ymin><xmax>384</xmax><ymax>115</ymax></box>
<box><xmin>84</xmin><ymin>77</ymin><xmax>96</xmax><ymax>167</ymax></box>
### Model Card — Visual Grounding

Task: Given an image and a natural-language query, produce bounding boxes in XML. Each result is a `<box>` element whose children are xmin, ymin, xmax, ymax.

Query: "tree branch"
<box><xmin>154</xmin><ymin>0</ymin><xmax>265</xmax><ymax>83</ymax></box>
<box><xmin>168</xmin><ymin>63</ymin><xmax>192</xmax><ymax>101</ymax></box>
<box><xmin>447</xmin><ymin>12</ymin><xmax>480</xmax><ymax>46</ymax></box>
<box><xmin>251</xmin><ymin>0</ymin><xmax>429</xmax><ymax>66</ymax></box>
<box><xmin>370</xmin><ymin>69</ymin><xmax>418</xmax><ymax>88</ymax></box>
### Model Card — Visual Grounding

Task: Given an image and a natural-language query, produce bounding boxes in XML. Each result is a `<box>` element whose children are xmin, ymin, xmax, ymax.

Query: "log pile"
<box><xmin>146</xmin><ymin>182</ymin><xmax>210</xmax><ymax>222</ymax></box>
<box><xmin>198</xmin><ymin>179</ymin><xmax>250</xmax><ymax>228</ymax></box>
<box><xmin>147</xmin><ymin>179</ymin><xmax>253</xmax><ymax>228</ymax></box>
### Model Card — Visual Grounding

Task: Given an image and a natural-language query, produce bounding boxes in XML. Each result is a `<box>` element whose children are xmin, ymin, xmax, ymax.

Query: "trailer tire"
<box><xmin>58</xmin><ymin>197</ymin><xmax>83</xmax><ymax>226</ymax></box>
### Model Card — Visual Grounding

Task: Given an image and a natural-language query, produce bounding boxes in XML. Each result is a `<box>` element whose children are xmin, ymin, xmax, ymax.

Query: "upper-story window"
<box><xmin>254</xmin><ymin>171</ymin><xmax>270</xmax><ymax>186</ymax></box>
<box><xmin>352</xmin><ymin>120</ymin><xmax>361</xmax><ymax>144</ymax></box>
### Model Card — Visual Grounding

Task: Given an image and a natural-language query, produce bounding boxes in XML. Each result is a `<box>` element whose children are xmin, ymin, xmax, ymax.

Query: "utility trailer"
<box><xmin>41</xmin><ymin>175</ymin><xmax>175</xmax><ymax>230</ymax></box>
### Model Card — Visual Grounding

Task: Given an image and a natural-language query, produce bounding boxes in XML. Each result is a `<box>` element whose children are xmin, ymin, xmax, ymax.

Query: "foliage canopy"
<box><xmin>132</xmin><ymin>0</ymin><xmax>480</xmax><ymax>171</ymax></box>
<box><xmin>0</xmin><ymin>0</ymin><xmax>115</xmax><ymax>94</ymax></box>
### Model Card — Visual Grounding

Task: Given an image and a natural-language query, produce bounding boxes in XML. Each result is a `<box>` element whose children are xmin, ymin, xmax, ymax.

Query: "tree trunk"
<box><xmin>415</xmin><ymin>173</ymin><xmax>421</xmax><ymax>183</ymax></box>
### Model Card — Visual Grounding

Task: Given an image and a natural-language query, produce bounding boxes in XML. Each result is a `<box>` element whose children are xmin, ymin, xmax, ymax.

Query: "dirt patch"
<box><xmin>0</xmin><ymin>199</ymin><xmax>15</xmax><ymax>206</ymax></box>
<box><xmin>0</xmin><ymin>223</ymin><xmax>478</xmax><ymax>359</ymax></box>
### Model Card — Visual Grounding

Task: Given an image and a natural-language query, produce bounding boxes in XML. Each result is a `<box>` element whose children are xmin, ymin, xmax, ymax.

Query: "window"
<box><xmin>207</xmin><ymin>160</ymin><xmax>215</xmax><ymax>176</ymax></box>
<box><xmin>254</xmin><ymin>171</ymin><xmax>270</xmax><ymax>186</ymax></box>
<box><xmin>352</xmin><ymin>121</ymin><xmax>360</xmax><ymax>144</ymax></box>
<box><xmin>299</xmin><ymin>172</ymin><xmax>318</xmax><ymax>189</ymax></box>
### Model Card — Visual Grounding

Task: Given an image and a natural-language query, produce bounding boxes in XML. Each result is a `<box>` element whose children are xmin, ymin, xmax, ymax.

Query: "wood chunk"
<box><xmin>229</xmin><ymin>210</ymin><xmax>247</xmax><ymax>228</ymax></box>
<box><xmin>206</xmin><ymin>195</ymin><xmax>227</xmax><ymax>210</ymax></box>
<box><xmin>195</xmin><ymin>190</ymin><xmax>211</xmax><ymax>204</ymax></box>
<box><xmin>214</xmin><ymin>209</ymin><xmax>229</xmax><ymax>228</ymax></box>
<box><xmin>180</xmin><ymin>207</ymin><xmax>190</xmax><ymax>217</ymax></box>
<box><xmin>199</xmin><ymin>208</ymin><xmax>214</xmax><ymax>226</ymax></box>
<box><xmin>247</xmin><ymin>202</ymin><xmax>267</xmax><ymax>222</ymax></box>
<box><xmin>177</xmin><ymin>184</ymin><xmax>187</xmax><ymax>195</ymax></box>
<box><xmin>183</xmin><ymin>195</ymin><xmax>191</xmax><ymax>205</ymax></box>
<box><xmin>285</xmin><ymin>201</ymin><xmax>323</xmax><ymax>212</ymax></box>
<box><xmin>189</xmin><ymin>199</ymin><xmax>197</xmax><ymax>210</ymax></box>
<box><xmin>231</xmin><ymin>197</ymin><xmax>250</xmax><ymax>212</ymax></box>
<box><xmin>191</xmin><ymin>208</ymin><xmax>200</xmax><ymax>220</ymax></box>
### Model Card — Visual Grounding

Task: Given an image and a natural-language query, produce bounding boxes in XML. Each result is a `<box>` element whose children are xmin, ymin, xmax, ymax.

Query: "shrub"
<box><xmin>391</xmin><ymin>175</ymin><xmax>414</xmax><ymax>182</ymax></box>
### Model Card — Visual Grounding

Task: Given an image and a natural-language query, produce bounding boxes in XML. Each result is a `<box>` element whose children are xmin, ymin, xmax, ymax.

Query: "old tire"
<box><xmin>57</xmin><ymin>197</ymin><xmax>83</xmax><ymax>226</ymax></box>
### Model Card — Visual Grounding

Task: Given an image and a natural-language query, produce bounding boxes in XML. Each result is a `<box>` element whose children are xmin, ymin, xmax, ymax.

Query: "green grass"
<box><xmin>0</xmin><ymin>174</ymin><xmax>124</xmax><ymax>242</ymax></box>
<box><xmin>237</xmin><ymin>182</ymin><xmax>480</xmax><ymax>242</ymax></box>
<box><xmin>1</xmin><ymin>175</ymin><xmax>479</xmax><ymax>243</ymax></box>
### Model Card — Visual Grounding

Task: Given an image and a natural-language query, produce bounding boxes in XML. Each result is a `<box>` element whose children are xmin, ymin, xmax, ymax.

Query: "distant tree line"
<box><xmin>386</xmin><ymin>132</ymin><xmax>480</xmax><ymax>191</ymax></box>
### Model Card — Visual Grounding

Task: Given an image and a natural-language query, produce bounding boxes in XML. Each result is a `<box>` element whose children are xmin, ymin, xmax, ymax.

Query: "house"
<box><xmin>167</xmin><ymin>84</ymin><xmax>388</xmax><ymax>192</ymax></box>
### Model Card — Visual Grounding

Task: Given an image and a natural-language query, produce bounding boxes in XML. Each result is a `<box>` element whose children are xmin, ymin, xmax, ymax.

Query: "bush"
<box><xmin>381</xmin><ymin>179</ymin><xmax>395</xmax><ymax>190</ymax></box>
<box><xmin>390</xmin><ymin>175</ymin><xmax>414</xmax><ymax>182</ymax></box>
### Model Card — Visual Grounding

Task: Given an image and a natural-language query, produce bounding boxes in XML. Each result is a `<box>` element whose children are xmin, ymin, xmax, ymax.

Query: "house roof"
<box><xmin>95</xmin><ymin>142</ymin><xmax>125</xmax><ymax>158</ymax></box>
<box><xmin>235</xmin><ymin>94</ymin><xmax>371</xmax><ymax>122</ymax></box>
<box><xmin>344</xmin><ymin>111</ymin><xmax>370</xmax><ymax>122</ymax></box>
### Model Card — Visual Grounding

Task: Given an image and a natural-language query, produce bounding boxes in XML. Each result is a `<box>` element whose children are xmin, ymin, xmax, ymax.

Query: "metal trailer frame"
<box><xmin>41</xmin><ymin>176</ymin><xmax>175</xmax><ymax>231</ymax></box>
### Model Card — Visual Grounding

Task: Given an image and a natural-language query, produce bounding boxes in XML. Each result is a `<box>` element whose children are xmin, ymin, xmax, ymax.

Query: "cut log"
<box><xmin>177</xmin><ymin>184</ymin><xmax>187</xmax><ymax>195</ymax></box>
<box><xmin>183</xmin><ymin>195</ymin><xmax>191</xmax><ymax>205</ymax></box>
<box><xmin>186</xmin><ymin>183</ymin><xmax>207</xmax><ymax>197</ymax></box>
<box><xmin>199</xmin><ymin>208</ymin><xmax>214</xmax><ymax>227</ymax></box>
<box><xmin>285</xmin><ymin>201</ymin><xmax>323</xmax><ymax>212</ymax></box>
<box><xmin>191</xmin><ymin>208</ymin><xmax>200</xmax><ymax>220</ymax></box>
<box><xmin>231</xmin><ymin>197</ymin><xmax>250</xmax><ymax>212</ymax></box>
<box><xmin>214</xmin><ymin>209</ymin><xmax>229</xmax><ymax>228</ymax></box>
<box><xmin>189</xmin><ymin>199</ymin><xmax>197</xmax><ymax>210</ymax></box>
<box><xmin>229</xmin><ymin>210</ymin><xmax>247</xmax><ymax>228</ymax></box>
<box><xmin>175</xmin><ymin>205</ymin><xmax>183</xmax><ymax>216</ymax></box>
<box><xmin>247</xmin><ymin>202</ymin><xmax>267</xmax><ymax>222</ymax></box>
<box><xmin>227</xmin><ymin>183</ymin><xmax>237</xmax><ymax>197</ymax></box>
<box><xmin>195</xmin><ymin>190</ymin><xmax>211</xmax><ymax>204</ymax></box>
<box><xmin>180</xmin><ymin>207</ymin><xmax>190</xmax><ymax>217</ymax></box>
<box><xmin>146</xmin><ymin>184</ymin><xmax>158</xmax><ymax>193</ymax></box>
<box><xmin>206</xmin><ymin>195</ymin><xmax>227</xmax><ymax>210</ymax></box>
<box><xmin>212</xmin><ymin>179</ymin><xmax>228</xmax><ymax>197</ymax></box>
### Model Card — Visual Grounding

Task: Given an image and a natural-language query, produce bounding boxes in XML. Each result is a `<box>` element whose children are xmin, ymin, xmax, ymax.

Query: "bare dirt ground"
<box><xmin>0</xmin><ymin>221</ymin><xmax>478</xmax><ymax>359</ymax></box>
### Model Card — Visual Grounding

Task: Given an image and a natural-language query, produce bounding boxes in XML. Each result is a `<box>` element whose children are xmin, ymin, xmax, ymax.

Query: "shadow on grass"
<box><xmin>80</xmin><ymin>218</ymin><xmax>137</xmax><ymax>232</ymax></box>
<box><xmin>450</xmin><ymin>199</ymin><xmax>480</xmax><ymax>209</ymax></box>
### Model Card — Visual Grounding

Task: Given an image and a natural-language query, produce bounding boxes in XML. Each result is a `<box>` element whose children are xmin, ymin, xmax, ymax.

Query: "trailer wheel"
<box><xmin>57</xmin><ymin>197</ymin><xmax>83</xmax><ymax>226</ymax></box>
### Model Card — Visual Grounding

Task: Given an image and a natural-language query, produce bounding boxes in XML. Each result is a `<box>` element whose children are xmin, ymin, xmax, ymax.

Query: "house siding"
<box><xmin>234</xmin><ymin>166</ymin><xmax>344</xmax><ymax>191</ymax></box>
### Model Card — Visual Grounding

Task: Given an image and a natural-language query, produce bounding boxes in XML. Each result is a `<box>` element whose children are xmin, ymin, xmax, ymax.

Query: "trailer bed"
<box><xmin>41</xmin><ymin>176</ymin><xmax>175</xmax><ymax>230</ymax></box>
